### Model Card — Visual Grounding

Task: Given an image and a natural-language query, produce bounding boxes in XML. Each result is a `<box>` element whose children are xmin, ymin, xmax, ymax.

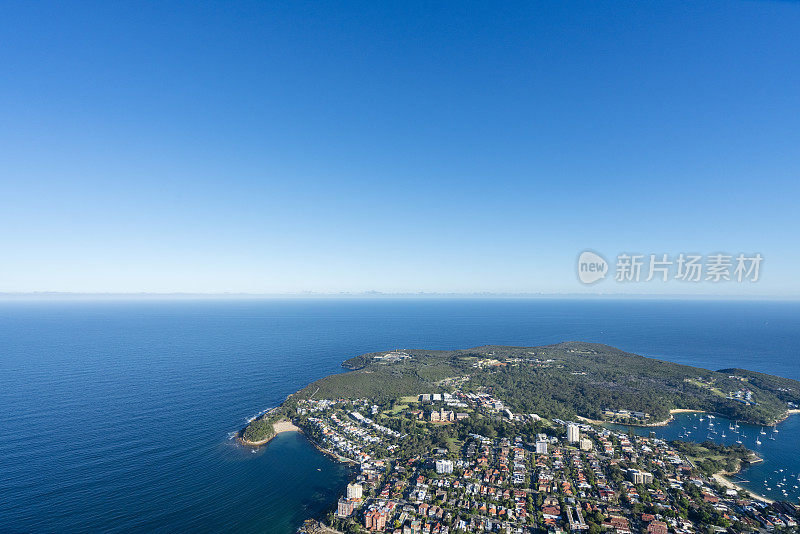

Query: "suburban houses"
<box><xmin>295</xmin><ymin>390</ymin><xmax>800</xmax><ymax>534</ymax></box>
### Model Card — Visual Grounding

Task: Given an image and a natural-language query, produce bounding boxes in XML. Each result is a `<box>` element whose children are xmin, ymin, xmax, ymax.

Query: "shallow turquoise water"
<box><xmin>1</xmin><ymin>298</ymin><xmax>798</xmax><ymax>531</ymax></box>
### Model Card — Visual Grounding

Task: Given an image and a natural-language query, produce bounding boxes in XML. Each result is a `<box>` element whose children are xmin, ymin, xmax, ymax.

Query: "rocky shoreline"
<box><xmin>582</xmin><ymin>408</ymin><xmax>799</xmax><ymax>429</ymax></box>
<box><xmin>577</xmin><ymin>408</ymin><xmax>704</xmax><ymax>428</ymax></box>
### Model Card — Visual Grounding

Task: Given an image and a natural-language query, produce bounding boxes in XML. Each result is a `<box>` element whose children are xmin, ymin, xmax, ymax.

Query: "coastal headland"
<box><xmin>240</xmin><ymin>342</ymin><xmax>800</xmax><ymax>532</ymax></box>
<box><xmin>243</xmin><ymin>342</ymin><xmax>800</xmax><ymax>444</ymax></box>
<box><xmin>239</xmin><ymin>418</ymin><xmax>300</xmax><ymax>446</ymax></box>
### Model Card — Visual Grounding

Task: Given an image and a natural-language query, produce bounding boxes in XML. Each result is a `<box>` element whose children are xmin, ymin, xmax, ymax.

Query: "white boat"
<box><xmin>760</xmin><ymin>427</ymin><xmax>766</xmax><ymax>435</ymax></box>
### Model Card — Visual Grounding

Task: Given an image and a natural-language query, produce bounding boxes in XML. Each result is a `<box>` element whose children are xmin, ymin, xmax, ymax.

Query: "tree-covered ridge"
<box><xmin>248</xmin><ymin>342</ymin><xmax>800</xmax><ymax>441</ymax></box>
<box><xmin>241</xmin><ymin>409</ymin><xmax>289</xmax><ymax>443</ymax></box>
<box><xmin>717</xmin><ymin>367</ymin><xmax>800</xmax><ymax>404</ymax></box>
<box><xmin>670</xmin><ymin>440</ymin><xmax>755</xmax><ymax>478</ymax></box>
<box><xmin>242</xmin><ymin>417</ymin><xmax>275</xmax><ymax>443</ymax></box>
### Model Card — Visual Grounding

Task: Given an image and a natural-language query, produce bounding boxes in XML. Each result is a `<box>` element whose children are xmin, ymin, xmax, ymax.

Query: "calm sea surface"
<box><xmin>1</xmin><ymin>298</ymin><xmax>799</xmax><ymax>531</ymax></box>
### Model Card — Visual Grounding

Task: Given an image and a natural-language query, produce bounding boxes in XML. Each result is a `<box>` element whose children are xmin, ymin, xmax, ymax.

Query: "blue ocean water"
<box><xmin>1</xmin><ymin>298</ymin><xmax>799</xmax><ymax>531</ymax></box>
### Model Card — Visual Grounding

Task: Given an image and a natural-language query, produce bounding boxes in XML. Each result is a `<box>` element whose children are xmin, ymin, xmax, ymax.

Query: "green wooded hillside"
<box><xmin>245</xmin><ymin>342</ymin><xmax>800</xmax><ymax>441</ymax></box>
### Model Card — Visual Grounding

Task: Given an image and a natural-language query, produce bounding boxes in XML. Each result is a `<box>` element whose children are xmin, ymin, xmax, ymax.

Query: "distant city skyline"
<box><xmin>2</xmin><ymin>1</ymin><xmax>799</xmax><ymax>296</ymax></box>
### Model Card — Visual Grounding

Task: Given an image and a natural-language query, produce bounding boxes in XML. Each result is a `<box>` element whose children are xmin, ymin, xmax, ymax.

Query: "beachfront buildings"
<box><xmin>346</xmin><ymin>483</ymin><xmax>363</xmax><ymax>500</ymax></box>
<box><xmin>337</xmin><ymin>498</ymin><xmax>356</xmax><ymax>518</ymax></box>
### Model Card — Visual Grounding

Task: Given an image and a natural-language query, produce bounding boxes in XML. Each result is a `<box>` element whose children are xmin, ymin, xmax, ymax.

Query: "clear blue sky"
<box><xmin>1</xmin><ymin>1</ymin><xmax>799</xmax><ymax>296</ymax></box>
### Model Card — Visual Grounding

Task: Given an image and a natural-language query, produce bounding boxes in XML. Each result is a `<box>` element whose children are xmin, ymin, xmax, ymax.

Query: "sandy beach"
<box><xmin>273</xmin><ymin>420</ymin><xmax>300</xmax><ymax>433</ymax></box>
<box><xmin>713</xmin><ymin>473</ymin><xmax>775</xmax><ymax>504</ymax></box>
<box><xmin>577</xmin><ymin>408</ymin><xmax>705</xmax><ymax>427</ymax></box>
<box><xmin>643</xmin><ymin>409</ymin><xmax>706</xmax><ymax>427</ymax></box>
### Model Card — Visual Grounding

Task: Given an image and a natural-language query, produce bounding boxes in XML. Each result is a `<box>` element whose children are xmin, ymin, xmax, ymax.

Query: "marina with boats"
<box><xmin>608</xmin><ymin>411</ymin><xmax>800</xmax><ymax>503</ymax></box>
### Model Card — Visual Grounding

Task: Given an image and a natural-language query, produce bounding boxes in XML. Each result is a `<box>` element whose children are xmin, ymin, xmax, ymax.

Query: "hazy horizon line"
<box><xmin>1</xmin><ymin>291</ymin><xmax>798</xmax><ymax>301</ymax></box>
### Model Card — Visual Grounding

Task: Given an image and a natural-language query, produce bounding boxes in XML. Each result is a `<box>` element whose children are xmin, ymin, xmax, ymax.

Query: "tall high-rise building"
<box><xmin>435</xmin><ymin>459</ymin><xmax>454</xmax><ymax>474</ymax></box>
<box><xmin>567</xmin><ymin>423</ymin><xmax>580</xmax><ymax>443</ymax></box>
<box><xmin>337</xmin><ymin>498</ymin><xmax>355</xmax><ymax>518</ymax></box>
<box><xmin>346</xmin><ymin>483</ymin><xmax>363</xmax><ymax>500</ymax></box>
<box><xmin>535</xmin><ymin>440</ymin><xmax>548</xmax><ymax>455</ymax></box>
<box><xmin>628</xmin><ymin>469</ymin><xmax>654</xmax><ymax>485</ymax></box>
<box><xmin>364</xmin><ymin>509</ymin><xmax>386</xmax><ymax>531</ymax></box>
